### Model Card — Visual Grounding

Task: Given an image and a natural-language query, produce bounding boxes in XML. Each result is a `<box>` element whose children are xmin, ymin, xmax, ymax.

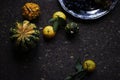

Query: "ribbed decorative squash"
<box><xmin>22</xmin><ymin>2</ymin><xmax>40</xmax><ymax>20</ymax></box>
<box><xmin>65</xmin><ymin>22</ymin><xmax>79</xmax><ymax>35</ymax></box>
<box><xmin>10</xmin><ymin>20</ymin><xmax>40</xmax><ymax>50</ymax></box>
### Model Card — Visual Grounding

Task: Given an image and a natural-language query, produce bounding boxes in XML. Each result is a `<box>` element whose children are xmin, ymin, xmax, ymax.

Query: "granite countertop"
<box><xmin>0</xmin><ymin>0</ymin><xmax>120</xmax><ymax>80</ymax></box>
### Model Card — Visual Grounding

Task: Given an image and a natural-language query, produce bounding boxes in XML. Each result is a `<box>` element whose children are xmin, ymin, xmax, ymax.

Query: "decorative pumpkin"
<box><xmin>10</xmin><ymin>20</ymin><xmax>40</xmax><ymax>50</ymax></box>
<box><xmin>42</xmin><ymin>11</ymin><xmax>67</xmax><ymax>39</ymax></box>
<box><xmin>53</xmin><ymin>11</ymin><xmax>66</xmax><ymax>20</ymax></box>
<box><xmin>43</xmin><ymin>26</ymin><xmax>56</xmax><ymax>39</ymax></box>
<box><xmin>22</xmin><ymin>2</ymin><xmax>40</xmax><ymax>20</ymax></box>
<box><xmin>83</xmin><ymin>59</ymin><xmax>96</xmax><ymax>72</ymax></box>
<box><xmin>49</xmin><ymin>11</ymin><xmax>67</xmax><ymax>30</ymax></box>
<box><xmin>65</xmin><ymin>59</ymin><xmax>96</xmax><ymax>80</ymax></box>
<box><xmin>65</xmin><ymin>22</ymin><xmax>79</xmax><ymax>35</ymax></box>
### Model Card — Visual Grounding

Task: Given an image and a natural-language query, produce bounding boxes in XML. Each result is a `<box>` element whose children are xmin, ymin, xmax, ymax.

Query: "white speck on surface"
<box><xmin>64</xmin><ymin>41</ymin><xmax>69</xmax><ymax>44</ymax></box>
<box><xmin>95</xmin><ymin>43</ymin><xmax>98</xmax><ymax>46</ymax></box>
<box><xmin>103</xmin><ymin>66</ymin><xmax>107</xmax><ymax>70</ymax></box>
<box><xmin>110</xmin><ymin>20</ymin><xmax>114</xmax><ymax>23</ymax></box>
<box><xmin>46</xmin><ymin>49</ymin><xmax>51</xmax><ymax>52</ymax></box>
<box><xmin>100</xmin><ymin>53</ymin><xmax>103</xmax><ymax>56</ymax></box>
<box><xmin>5</xmin><ymin>41</ymin><xmax>8</xmax><ymax>44</ymax></box>
<box><xmin>23</xmin><ymin>66</ymin><xmax>28</xmax><ymax>69</ymax></box>
<box><xmin>83</xmin><ymin>48</ymin><xmax>87</xmax><ymax>51</ymax></box>
<box><xmin>118</xmin><ymin>73</ymin><xmax>120</xmax><ymax>76</ymax></box>
<box><xmin>39</xmin><ymin>27</ymin><xmax>43</xmax><ymax>30</ymax></box>
<box><xmin>118</xmin><ymin>30</ymin><xmax>120</xmax><ymax>34</ymax></box>
<box><xmin>70</xmin><ymin>56</ymin><xmax>74</xmax><ymax>59</ymax></box>
<box><xmin>38</xmin><ymin>57</ymin><xmax>42</xmax><ymax>60</ymax></box>
<box><xmin>92</xmin><ymin>55</ymin><xmax>95</xmax><ymax>58</ymax></box>
<box><xmin>41</xmin><ymin>78</ymin><xmax>45</xmax><ymax>80</ymax></box>
<box><xmin>45</xmin><ymin>54</ymin><xmax>48</xmax><ymax>57</ymax></box>
<box><xmin>116</xmin><ymin>59</ymin><xmax>120</xmax><ymax>63</ymax></box>
<box><xmin>84</xmin><ymin>54</ymin><xmax>89</xmax><ymax>57</ymax></box>
<box><xmin>59</xmin><ymin>65</ymin><xmax>64</xmax><ymax>68</ymax></box>
<box><xmin>100</xmin><ymin>27</ymin><xmax>104</xmax><ymax>30</ymax></box>
<box><xmin>58</xmin><ymin>48</ymin><xmax>62</xmax><ymax>51</ymax></box>
<box><xmin>100</xmin><ymin>70</ymin><xmax>104</xmax><ymax>73</ymax></box>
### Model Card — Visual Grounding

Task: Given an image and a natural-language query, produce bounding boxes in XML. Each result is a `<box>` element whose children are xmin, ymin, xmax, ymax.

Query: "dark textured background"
<box><xmin>0</xmin><ymin>0</ymin><xmax>120</xmax><ymax>80</ymax></box>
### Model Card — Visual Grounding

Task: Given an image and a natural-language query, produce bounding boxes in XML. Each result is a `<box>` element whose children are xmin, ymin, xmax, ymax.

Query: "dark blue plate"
<box><xmin>58</xmin><ymin>0</ymin><xmax>118</xmax><ymax>20</ymax></box>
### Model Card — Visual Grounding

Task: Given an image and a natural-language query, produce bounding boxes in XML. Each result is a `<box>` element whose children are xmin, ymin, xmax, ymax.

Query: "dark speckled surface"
<box><xmin>0</xmin><ymin>0</ymin><xmax>120</xmax><ymax>80</ymax></box>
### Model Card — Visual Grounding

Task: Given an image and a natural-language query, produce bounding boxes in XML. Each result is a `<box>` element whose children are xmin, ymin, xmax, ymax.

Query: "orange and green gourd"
<box><xmin>10</xmin><ymin>20</ymin><xmax>40</xmax><ymax>50</ymax></box>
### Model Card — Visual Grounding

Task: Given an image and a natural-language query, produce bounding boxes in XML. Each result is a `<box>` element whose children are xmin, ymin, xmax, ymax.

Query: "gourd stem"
<box><xmin>53</xmin><ymin>21</ymin><xmax>59</xmax><ymax>32</ymax></box>
<box><xmin>78</xmin><ymin>71</ymin><xmax>87</xmax><ymax>80</ymax></box>
<box><xmin>66</xmin><ymin>71</ymin><xmax>87</xmax><ymax>80</ymax></box>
